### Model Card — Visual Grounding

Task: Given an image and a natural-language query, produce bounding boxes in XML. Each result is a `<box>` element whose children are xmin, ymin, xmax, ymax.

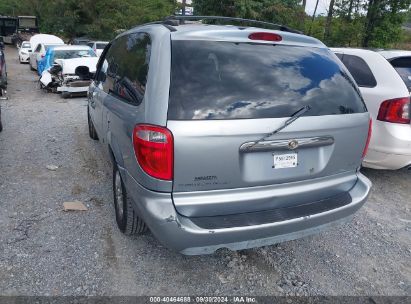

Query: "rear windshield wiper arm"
<box><xmin>246</xmin><ymin>105</ymin><xmax>312</xmax><ymax>151</ymax></box>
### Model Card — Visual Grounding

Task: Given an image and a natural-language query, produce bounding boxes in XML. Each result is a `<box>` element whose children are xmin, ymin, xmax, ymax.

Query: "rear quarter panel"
<box><xmin>107</xmin><ymin>25</ymin><xmax>173</xmax><ymax>192</ymax></box>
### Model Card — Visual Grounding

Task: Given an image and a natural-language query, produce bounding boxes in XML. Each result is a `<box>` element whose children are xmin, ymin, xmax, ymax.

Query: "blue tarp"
<box><xmin>37</xmin><ymin>47</ymin><xmax>55</xmax><ymax>76</ymax></box>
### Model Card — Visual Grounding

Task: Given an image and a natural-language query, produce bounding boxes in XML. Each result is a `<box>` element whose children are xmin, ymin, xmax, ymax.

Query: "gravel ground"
<box><xmin>0</xmin><ymin>46</ymin><xmax>410</xmax><ymax>296</ymax></box>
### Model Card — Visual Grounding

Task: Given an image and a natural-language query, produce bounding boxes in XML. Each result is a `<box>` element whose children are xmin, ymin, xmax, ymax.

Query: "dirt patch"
<box><xmin>71</xmin><ymin>184</ymin><xmax>85</xmax><ymax>195</ymax></box>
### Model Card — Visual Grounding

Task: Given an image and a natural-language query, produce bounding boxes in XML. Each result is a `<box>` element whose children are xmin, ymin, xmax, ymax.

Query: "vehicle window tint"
<box><xmin>96</xmin><ymin>43</ymin><xmax>108</xmax><ymax>49</ymax></box>
<box><xmin>390</xmin><ymin>56</ymin><xmax>411</xmax><ymax>91</ymax></box>
<box><xmin>35</xmin><ymin>44</ymin><xmax>41</xmax><ymax>52</ymax></box>
<box><xmin>54</xmin><ymin>49</ymin><xmax>96</xmax><ymax>59</ymax></box>
<box><xmin>335</xmin><ymin>53</ymin><xmax>343</xmax><ymax>60</ymax></box>
<box><xmin>103</xmin><ymin>33</ymin><xmax>151</xmax><ymax>104</ymax></box>
<box><xmin>340</xmin><ymin>54</ymin><xmax>377</xmax><ymax>88</ymax></box>
<box><xmin>5</xmin><ymin>20</ymin><xmax>16</xmax><ymax>26</ymax></box>
<box><xmin>169</xmin><ymin>41</ymin><xmax>366</xmax><ymax>120</ymax></box>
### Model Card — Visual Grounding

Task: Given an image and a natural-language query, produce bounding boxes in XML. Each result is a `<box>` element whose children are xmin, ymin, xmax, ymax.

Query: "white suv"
<box><xmin>332</xmin><ymin>48</ymin><xmax>411</xmax><ymax>170</ymax></box>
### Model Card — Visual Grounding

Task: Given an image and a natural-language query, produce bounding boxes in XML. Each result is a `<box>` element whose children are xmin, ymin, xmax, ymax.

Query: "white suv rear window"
<box><xmin>390</xmin><ymin>57</ymin><xmax>411</xmax><ymax>91</ymax></box>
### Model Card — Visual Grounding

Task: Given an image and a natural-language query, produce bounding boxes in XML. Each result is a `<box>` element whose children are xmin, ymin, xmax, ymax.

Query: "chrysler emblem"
<box><xmin>288</xmin><ymin>140</ymin><xmax>299</xmax><ymax>150</ymax></box>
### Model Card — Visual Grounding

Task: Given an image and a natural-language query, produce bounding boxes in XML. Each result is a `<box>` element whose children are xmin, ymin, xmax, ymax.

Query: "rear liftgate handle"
<box><xmin>239</xmin><ymin>136</ymin><xmax>335</xmax><ymax>153</ymax></box>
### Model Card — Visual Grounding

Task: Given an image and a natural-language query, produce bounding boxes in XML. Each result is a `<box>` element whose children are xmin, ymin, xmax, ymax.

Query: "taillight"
<box><xmin>377</xmin><ymin>97</ymin><xmax>410</xmax><ymax>124</ymax></box>
<box><xmin>248</xmin><ymin>32</ymin><xmax>282</xmax><ymax>42</ymax></box>
<box><xmin>362</xmin><ymin>119</ymin><xmax>372</xmax><ymax>158</ymax></box>
<box><xmin>132</xmin><ymin>124</ymin><xmax>173</xmax><ymax>180</ymax></box>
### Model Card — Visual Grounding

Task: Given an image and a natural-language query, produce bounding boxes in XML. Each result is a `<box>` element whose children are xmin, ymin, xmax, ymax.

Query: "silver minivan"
<box><xmin>87</xmin><ymin>17</ymin><xmax>372</xmax><ymax>255</ymax></box>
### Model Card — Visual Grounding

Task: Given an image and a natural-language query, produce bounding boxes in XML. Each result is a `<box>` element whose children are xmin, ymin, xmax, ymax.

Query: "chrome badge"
<box><xmin>288</xmin><ymin>140</ymin><xmax>299</xmax><ymax>150</ymax></box>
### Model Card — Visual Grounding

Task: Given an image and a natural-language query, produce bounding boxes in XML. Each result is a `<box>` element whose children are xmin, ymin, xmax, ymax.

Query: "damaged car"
<box><xmin>39</xmin><ymin>45</ymin><xmax>98</xmax><ymax>98</ymax></box>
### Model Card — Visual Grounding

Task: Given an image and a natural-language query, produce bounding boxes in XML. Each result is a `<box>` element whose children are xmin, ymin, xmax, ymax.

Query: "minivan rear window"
<box><xmin>169</xmin><ymin>41</ymin><xmax>366</xmax><ymax>120</ymax></box>
<box><xmin>390</xmin><ymin>57</ymin><xmax>411</xmax><ymax>91</ymax></box>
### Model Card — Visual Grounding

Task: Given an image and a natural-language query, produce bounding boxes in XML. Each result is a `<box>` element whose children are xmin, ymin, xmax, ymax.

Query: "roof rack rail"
<box><xmin>164</xmin><ymin>15</ymin><xmax>302</xmax><ymax>34</ymax></box>
<box><xmin>130</xmin><ymin>20</ymin><xmax>177</xmax><ymax>32</ymax></box>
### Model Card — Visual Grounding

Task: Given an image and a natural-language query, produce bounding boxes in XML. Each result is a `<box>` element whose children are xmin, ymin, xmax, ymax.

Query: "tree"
<box><xmin>309</xmin><ymin>0</ymin><xmax>320</xmax><ymax>34</ymax></box>
<box><xmin>192</xmin><ymin>0</ymin><xmax>305</xmax><ymax>30</ymax></box>
<box><xmin>300</xmin><ymin>0</ymin><xmax>307</xmax><ymax>26</ymax></box>
<box><xmin>347</xmin><ymin>0</ymin><xmax>355</xmax><ymax>19</ymax></box>
<box><xmin>2</xmin><ymin>0</ymin><xmax>411</xmax><ymax>48</ymax></box>
<box><xmin>363</xmin><ymin>0</ymin><xmax>411</xmax><ymax>47</ymax></box>
<box><xmin>1</xmin><ymin>0</ymin><xmax>177</xmax><ymax>39</ymax></box>
<box><xmin>324</xmin><ymin>0</ymin><xmax>336</xmax><ymax>42</ymax></box>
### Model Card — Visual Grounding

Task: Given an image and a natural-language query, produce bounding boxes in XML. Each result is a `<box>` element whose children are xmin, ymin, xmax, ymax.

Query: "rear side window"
<box><xmin>169</xmin><ymin>41</ymin><xmax>366</xmax><ymax>120</ymax></box>
<box><xmin>104</xmin><ymin>32</ymin><xmax>151</xmax><ymax>104</ymax></box>
<box><xmin>338</xmin><ymin>54</ymin><xmax>377</xmax><ymax>88</ymax></box>
<box><xmin>390</xmin><ymin>57</ymin><xmax>411</xmax><ymax>91</ymax></box>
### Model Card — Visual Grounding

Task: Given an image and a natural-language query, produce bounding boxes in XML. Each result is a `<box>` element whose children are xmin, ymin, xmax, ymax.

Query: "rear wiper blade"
<box><xmin>246</xmin><ymin>105</ymin><xmax>312</xmax><ymax>151</ymax></box>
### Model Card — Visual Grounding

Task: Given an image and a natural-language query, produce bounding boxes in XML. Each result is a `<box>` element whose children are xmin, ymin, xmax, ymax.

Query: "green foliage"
<box><xmin>1</xmin><ymin>0</ymin><xmax>410</xmax><ymax>48</ymax></box>
<box><xmin>193</xmin><ymin>0</ymin><xmax>411</xmax><ymax>48</ymax></box>
<box><xmin>0</xmin><ymin>0</ymin><xmax>177</xmax><ymax>39</ymax></box>
<box><xmin>192</xmin><ymin>0</ymin><xmax>305</xmax><ymax>30</ymax></box>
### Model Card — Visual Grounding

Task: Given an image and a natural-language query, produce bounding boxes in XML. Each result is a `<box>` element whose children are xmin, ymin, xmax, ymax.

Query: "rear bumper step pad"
<box><xmin>190</xmin><ymin>192</ymin><xmax>352</xmax><ymax>229</ymax></box>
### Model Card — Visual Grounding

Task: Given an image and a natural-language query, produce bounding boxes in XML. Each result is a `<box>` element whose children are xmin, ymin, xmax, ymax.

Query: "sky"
<box><xmin>305</xmin><ymin>0</ymin><xmax>331</xmax><ymax>16</ymax></box>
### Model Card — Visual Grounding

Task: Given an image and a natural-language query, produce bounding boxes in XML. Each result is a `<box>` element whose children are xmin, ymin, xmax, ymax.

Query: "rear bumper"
<box><xmin>364</xmin><ymin>121</ymin><xmax>411</xmax><ymax>169</ymax></box>
<box><xmin>363</xmin><ymin>149</ymin><xmax>411</xmax><ymax>170</ymax></box>
<box><xmin>57</xmin><ymin>86</ymin><xmax>89</xmax><ymax>93</ymax></box>
<box><xmin>19</xmin><ymin>54</ymin><xmax>30</xmax><ymax>61</ymax></box>
<box><xmin>124</xmin><ymin>170</ymin><xmax>371</xmax><ymax>255</ymax></box>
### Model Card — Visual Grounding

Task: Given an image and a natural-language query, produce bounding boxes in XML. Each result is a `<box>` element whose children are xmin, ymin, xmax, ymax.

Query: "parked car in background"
<box><xmin>0</xmin><ymin>39</ymin><xmax>7</xmax><ymax>132</ymax></box>
<box><xmin>69</xmin><ymin>37</ymin><xmax>90</xmax><ymax>46</ymax></box>
<box><xmin>18</xmin><ymin>41</ymin><xmax>31</xmax><ymax>63</ymax></box>
<box><xmin>87</xmin><ymin>41</ymin><xmax>108</xmax><ymax>56</ymax></box>
<box><xmin>332</xmin><ymin>48</ymin><xmax>411</xmax><ymax>170</ymax></box>
<box><xmin>39</xmin><ymin>45</ymin><xmax>98</xmax><ymax>98</ymax></box>
<box><xmin>29</xmin><ymin>34</ymin><xmax>64</xmax><ymax>71</ymax></box>
<box><xmin>88</xmin><ymin>18</ymin><xmax>372</xmax><ymax>255</ymax></box>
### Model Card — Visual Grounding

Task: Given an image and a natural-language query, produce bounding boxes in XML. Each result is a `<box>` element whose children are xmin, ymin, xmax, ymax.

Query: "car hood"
<box><xmin>55</xmin><ymin>57</ymin><xmax>99</xmax><ymax>74</ymax></box>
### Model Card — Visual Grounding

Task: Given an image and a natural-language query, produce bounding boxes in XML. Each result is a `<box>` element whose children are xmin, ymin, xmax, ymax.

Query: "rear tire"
<box><xmin>113</xmin><ymin>163</ymin><xmax>147</xmax><ymax>235</ymax></box>
<box><xmin>87</xmin><ymin>109</ymin><xmax>99</xmax><ymax>140</ymax></box>
<box><xmin>61</xmin><ymin>92</ymin><xmax>70</xmax><ymax>99</ymax></box>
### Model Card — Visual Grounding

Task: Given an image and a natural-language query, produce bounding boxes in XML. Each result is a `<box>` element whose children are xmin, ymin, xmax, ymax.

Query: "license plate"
<box><xmin>273</xmin><ymin>153</ymin><xmax>298</xmax><ymax>169</ymax></box>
